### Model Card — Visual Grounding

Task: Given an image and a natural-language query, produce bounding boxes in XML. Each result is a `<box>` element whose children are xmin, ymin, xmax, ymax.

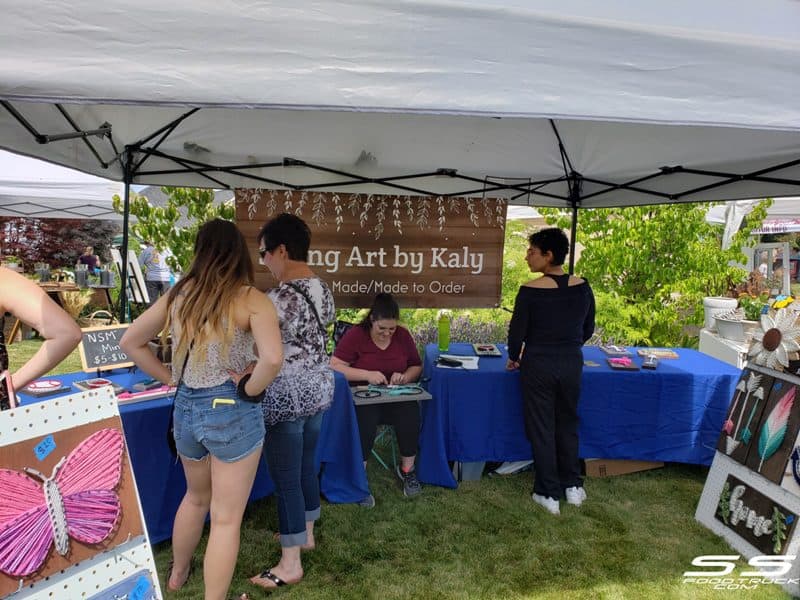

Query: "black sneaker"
<box><xmin>358</xmin><ymin>493</ymin><xmax>376</xmax><ymax>508</ymax></box>
<box><xmin>396</xmin><ymin>465</ymin><xmax>422</xmax><ymax>497</ymax></box>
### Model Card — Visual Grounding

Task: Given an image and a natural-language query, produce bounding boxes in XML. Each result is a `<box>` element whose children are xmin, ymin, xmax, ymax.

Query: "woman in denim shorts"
<box><xmin>121</xmin><ymin>220</ymin><xmax>283</xmax><ymax>600</ymax></box>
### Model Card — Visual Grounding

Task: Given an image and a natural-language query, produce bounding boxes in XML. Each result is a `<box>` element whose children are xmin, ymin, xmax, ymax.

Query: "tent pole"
<box><xmin>118</xmin><ymin>148</ymin><xmax>133</xmax><ymax>322</ymax></box>
<box><xmin>568</xmin><ymin>203</ymin><xmax>578</xmax><ymax>274</ymax></box>
<box><xmin>567</xmin><ymin>170</ymin><xmax>582</xmax><ymax>274</ymax></box>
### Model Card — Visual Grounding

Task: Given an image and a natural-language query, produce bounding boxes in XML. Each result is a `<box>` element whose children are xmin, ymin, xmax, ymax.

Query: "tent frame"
<box><xmin>3</xmin><ymin>100</ymin><xmax>800</xmax><ymax>319</ymax></box>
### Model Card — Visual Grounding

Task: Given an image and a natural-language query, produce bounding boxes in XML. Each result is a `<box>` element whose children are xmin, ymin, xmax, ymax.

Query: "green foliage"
<box><xmin>112</xmin><ymin>187</ymin><xmax>234</xmax><ymax>272</ymax></box>
<box><xmin>538</xmin><ymin>200</ymin><xmax>772</xmax><ymax>347</ymax></box>
<box><xmin>738</xmin><ymin>294</ymin><xmax>768</xmax><ymax>321</ymax></box>
<box><xmin>773</xmin><ymin>507</ymin><xmax>788</xmax><ymax>554</ymax></box>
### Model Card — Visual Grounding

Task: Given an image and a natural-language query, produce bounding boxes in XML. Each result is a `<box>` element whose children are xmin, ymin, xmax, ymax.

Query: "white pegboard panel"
<box><xmin>6</xmin><ymin>536</ymin><xmax>162</xmax><ymax>600</ymax></box>
<box><xmin>0</xmin><ymin>387</ymin><xmax>163</xmax><ymax>600</ymax></box>
<box><xmin>696</xmin><ymin>452</ymin><xmax>800</xmax><ymax>597</ymax></box>
<box><xmin>0</xmin><ymin>387</ymin><xmax>118</xmax><ymax>446</ymax></box>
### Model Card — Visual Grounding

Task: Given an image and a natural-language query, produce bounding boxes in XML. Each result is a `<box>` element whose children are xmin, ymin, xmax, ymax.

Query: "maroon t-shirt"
<box><xmin>333</xmin><ymin>325</ymin><xmax>421</xmax><ymax>383</ymax></box>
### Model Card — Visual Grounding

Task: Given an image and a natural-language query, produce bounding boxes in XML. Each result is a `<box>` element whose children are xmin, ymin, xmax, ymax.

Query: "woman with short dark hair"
<box><xmin>507</xmin><ymin>228</ymin><xmax>595</xmax><ymax>516</ymax></box>
<box><xmin>249</xmin><ymin>213</ymin><xmax>335</xmax><ymax>591</ymax></box>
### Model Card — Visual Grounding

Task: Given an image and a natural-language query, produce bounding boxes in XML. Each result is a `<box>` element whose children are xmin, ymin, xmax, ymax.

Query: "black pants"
<box><xmin>356</xmin><ymin>401</ymin><xmax>420</xmax><ymax>461</ymax></box>
<box><xmin>520</xmin><ymin>349</ymin><xmax>583</xmax><ymax>499</ymax></box>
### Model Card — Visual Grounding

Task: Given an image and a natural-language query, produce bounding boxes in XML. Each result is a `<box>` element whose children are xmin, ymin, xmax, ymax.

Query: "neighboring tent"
<box><xmin>0</xmin><ymin>151</ymin><xmax>124</xmax><ymax>220</ymax></box>
<box><xmin>706</xmin><ymin>197</ymin><xmax>800</xmax><ymax>246</ymax></box>
<box><xmin>0</xmin><ymin>1</ymin><xmax>798</xmax><ymax>313</ymax></box>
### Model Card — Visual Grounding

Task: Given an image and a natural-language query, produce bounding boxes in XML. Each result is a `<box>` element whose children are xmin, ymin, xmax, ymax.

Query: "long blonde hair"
<box><xmin>164</xmin><ymin>219</ymin><xmax>254</xmax><ymax>367</ymax></box>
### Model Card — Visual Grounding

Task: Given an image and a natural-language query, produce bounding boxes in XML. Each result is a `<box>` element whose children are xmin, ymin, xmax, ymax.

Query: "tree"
<box><xmin>0</xmin><ymin>217</ymin><xmax>118</xmax><ymax>269</ymax></box>
<box><xmin>538</xmin><ymin>200</ymin><xmax>771</xmax><ymax>347</ymax></box>
<box><xmin>112</xmin><ymin>187</ymin><xmax>234</xmax><ymax>272</ymax></box>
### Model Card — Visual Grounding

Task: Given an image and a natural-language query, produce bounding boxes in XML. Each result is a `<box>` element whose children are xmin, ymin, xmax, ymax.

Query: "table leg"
<box><xmin>7</xmin><ymin>318</ymin><xmax>21</xmax><ymax>345</ymax></box>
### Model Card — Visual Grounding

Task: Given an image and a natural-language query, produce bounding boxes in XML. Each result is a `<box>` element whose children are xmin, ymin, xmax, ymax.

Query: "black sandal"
<box><xmin>250</xmin><ymin>569</ymin><xmax>288</xmax><ymax>589</ymax></box>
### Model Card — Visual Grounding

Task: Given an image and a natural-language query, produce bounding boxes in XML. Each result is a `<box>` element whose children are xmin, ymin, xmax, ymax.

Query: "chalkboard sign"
<box><xmin>78</xmin><ymin>324</ymin><xmax>134</xmax><ymax>372</ymax></box>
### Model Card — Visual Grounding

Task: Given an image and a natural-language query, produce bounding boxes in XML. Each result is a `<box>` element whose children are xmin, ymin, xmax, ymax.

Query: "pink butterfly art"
<box><xmin>0</xmin><ymin>428</ymin><xmax>124</xmax><ymax>578</ymax></box>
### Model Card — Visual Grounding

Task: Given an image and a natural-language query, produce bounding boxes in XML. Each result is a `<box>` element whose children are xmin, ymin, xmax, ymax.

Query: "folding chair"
<box><xmin>371</xmin><ymin>425</ymin><xmax>398</xmax><ymax>471</ymax></box>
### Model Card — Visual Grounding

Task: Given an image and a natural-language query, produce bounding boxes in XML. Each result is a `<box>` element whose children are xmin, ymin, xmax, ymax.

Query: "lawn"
<box><xmin>6</xmin><ymin>342</ymin><xmax>793</xmax><ymax>599</ymax></box>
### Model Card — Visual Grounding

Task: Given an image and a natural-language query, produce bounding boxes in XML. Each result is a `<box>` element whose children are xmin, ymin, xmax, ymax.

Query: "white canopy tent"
<box><xmin>0</xmin><ymin>0</ymin><xmax>798</xmax><ymax>314</ymax></box>
<box><xmin>0</xmin><ymin>151</ymin><xmax>124</xmax><ymax>220</ymax></box>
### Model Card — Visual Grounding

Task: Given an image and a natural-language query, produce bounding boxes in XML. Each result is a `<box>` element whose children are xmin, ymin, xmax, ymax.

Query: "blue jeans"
<box><xmin>173</xmin><ymin>381</ymin><xmax>265</xmax><ymax>463</ymax></box>
<box><xmin>264</xmin><ymin>411</ymin><xmax>324</xmax><ymax>547</ymax></box>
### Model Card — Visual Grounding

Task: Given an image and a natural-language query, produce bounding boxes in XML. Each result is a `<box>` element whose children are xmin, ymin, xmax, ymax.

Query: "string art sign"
<box><xmin>0</xmin><ymin>387</ymin><xmax>161</xmax><ymax>599</ymax></box>
<box><xmin>0</xmin><ymin>428</ymin><xmax>124</xmax><ymax>577</ymax></box>
<box><xmin>698</xmin><ymin>364</ymin><xmax>800</xmax><ymax>597</ymax></box>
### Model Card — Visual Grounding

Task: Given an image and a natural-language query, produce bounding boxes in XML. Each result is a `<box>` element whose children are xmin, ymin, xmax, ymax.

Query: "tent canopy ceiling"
<box><xmin>0</xmin><ymin>151</ymin><xmax>124</xmax><ymax>220</ymax></box>
<box><xmin>0</xmin><ymin>0</ymin><xmax>798</xmax><ymax>207</ymax></box>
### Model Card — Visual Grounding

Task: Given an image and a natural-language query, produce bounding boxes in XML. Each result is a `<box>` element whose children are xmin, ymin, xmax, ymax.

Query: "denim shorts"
<box><xmin>173</xmin><ymin>380</ymin><xmax>265</xmax><ymax>463</ymax></box>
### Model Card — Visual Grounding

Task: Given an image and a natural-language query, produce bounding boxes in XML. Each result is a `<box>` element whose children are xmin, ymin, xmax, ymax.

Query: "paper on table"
<box><xmin>437</xmin><ymin>354</ymin><xmax>480</xmax><ymax>370</ymax></box>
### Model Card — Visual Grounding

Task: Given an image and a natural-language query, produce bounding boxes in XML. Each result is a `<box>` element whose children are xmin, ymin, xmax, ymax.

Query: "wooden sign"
<box><xmin>78</xmin><ymin>324</ymin><xmax>134</xmax><ymax>372</ymax></box>
<box><xmin>715</xmin><ymin>474</ymin><xmax>797</xmax><ymax>555</ymax></box>
<box><xmin>235</xmin><ymin>190</ymin><xmax>507</xmax><ymax>308</ymax></box>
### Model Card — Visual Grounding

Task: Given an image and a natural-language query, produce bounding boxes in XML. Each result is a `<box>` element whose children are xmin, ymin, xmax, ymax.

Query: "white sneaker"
<box><xmin>565</xmin><ymin>486</ymin><xmax>587</xmax><ymax>506</ymax></box>
<box><xmin>532</xmin><ymin>493</ymin><xmax>560</xmax><ymax>515</ymax></box>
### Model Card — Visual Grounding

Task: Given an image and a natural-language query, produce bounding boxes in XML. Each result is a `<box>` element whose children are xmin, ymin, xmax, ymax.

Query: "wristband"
<box><xmin>236</xmin><ymin>374</ymin><xmax>264</xmax><ymax>403</ymax></box>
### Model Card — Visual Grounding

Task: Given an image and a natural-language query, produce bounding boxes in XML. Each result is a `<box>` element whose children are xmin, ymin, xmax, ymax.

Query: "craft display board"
<box><xmin>111</xmin><ymin>248</ymin><xmax>149</xmax><ymax>306</ymax></box>
<box><xmin>698</xmin><ymin>363</ymin><xmax>800</xmax><ymax>597</ymax></box>
<box><xmin>78</xmin><ymin>324</ymin><xmax>134</xmax><ymax>372</ymax></box>
<box><xmin>0</xmin><ymin>387</ymin><xmax>162</xmax><ymax>599</ymax></box>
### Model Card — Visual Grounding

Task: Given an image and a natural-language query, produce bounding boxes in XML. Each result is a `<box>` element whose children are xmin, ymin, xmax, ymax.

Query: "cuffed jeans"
<box><xmin>264</xmin><ymin>411</ymin><xmax>324</xmax><ymax>548</ymax></box>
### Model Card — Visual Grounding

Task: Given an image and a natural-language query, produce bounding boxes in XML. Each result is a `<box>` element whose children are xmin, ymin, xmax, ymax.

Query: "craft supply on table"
<box><xmin>472</xmin><ymin>343</ymin><xmax>502</xmax><ymax>357</ymax></box>
<box><xmin>636</xmin><ymin>348</ymin><xmax>679</xmax><ymax>359</ymax></box>
<box><xmin>600</xmin><ymin>345</ymin><xmax>633</xmax><ymax>357</ymax></box>
<box><xmin>21</xmin><ymin>379</ymin><xmax>72</xmax><ymax>397</ymax></box>
<box><xmin>607</xmin><ymin>357</ymin><xmax>640</xmax><ymax>371</ymax></box>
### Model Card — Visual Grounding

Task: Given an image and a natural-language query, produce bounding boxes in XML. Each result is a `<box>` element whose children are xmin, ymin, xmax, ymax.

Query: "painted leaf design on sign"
<box><xmin>757</xmin><ymin>386</ymin><xmax>796</xmax><ymax>472</ymax></box>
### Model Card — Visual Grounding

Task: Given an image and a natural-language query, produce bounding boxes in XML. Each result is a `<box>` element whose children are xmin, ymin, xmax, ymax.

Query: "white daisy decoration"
<box><xmin>748</xmin><ymin>308</ymin><xmax>800</xmax><ymax>370</ymax></box>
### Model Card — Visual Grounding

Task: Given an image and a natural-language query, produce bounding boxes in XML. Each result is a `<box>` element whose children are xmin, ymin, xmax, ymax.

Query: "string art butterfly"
<box><xmin>0</xmin><ymin>428</ymin><xmax>124</xmax><ymax>577</ymax></box>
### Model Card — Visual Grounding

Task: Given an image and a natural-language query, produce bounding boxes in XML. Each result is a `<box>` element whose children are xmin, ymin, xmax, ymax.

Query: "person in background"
<box><xmin>120</xmin><ymin>219</ymin><xmax>283</xmax><ymax>600</ymax></box>
<box><xmin>139</xmin><ymin>240</ymin><xmax>176</xmax><ymax>306</ymax></box>
<box><xmin>248</xmin><ymin>213</ymin><xmax>335</xmax><ymax>591</ymax></box>
<box><xmin>506</xmin><ymin>228</ymin><xmax>595</xmax><ymax>516</ymax></box>
<box><xmin>0</xmin><ymin>266</ymin><xmax>82</xmax><ymax>410</ymax></box>
<box><xmin>77</xmin><ymin>245</ymin><xmax>101</xmax><ymax>272</ymax></box>
<box><xmin>330</xmin><ymin>293</ymin><xmax>423</xmax><ymax>504</ymax></box>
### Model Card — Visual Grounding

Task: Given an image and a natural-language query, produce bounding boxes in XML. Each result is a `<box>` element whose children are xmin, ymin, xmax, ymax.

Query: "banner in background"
<box><xmin>235</xmin><ymin>190</ymin><xmax>507</xmax><ymax>308</ymax></box>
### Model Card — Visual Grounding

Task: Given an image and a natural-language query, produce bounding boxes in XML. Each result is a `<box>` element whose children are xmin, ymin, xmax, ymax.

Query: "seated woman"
<box><xmin>330</xmin><ymin>293</ymin><xmax>423</xmax><ymax>502</ymax></box>
<box><xmin>0</xmin><ymin>266</ymin><xmax>82</xmax><ymax>409</ymax></box>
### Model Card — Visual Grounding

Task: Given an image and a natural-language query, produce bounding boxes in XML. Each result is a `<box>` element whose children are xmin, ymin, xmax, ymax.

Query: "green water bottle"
<box><xmin>437</xmin><ymin>312</ymin><xmax>451</xmax><ymax>352</ymax></box>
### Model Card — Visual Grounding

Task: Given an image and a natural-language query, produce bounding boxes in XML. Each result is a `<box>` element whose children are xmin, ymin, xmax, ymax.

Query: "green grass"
<box><xmin>7</xmin><ymin>343</ymin><xmax>793</xmax><ymax>599</ymax></box>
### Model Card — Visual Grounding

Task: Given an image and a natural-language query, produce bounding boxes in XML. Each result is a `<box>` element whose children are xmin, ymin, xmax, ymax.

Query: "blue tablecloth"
<box><xmin>17</xmin><ymin>369</ymin><xmax>369</xmax><ymax>543</ymax></box>
<box><xmin>417</xmin><ymin>343</ymin><xmax>740</xmax><ymax>488</ymax></box>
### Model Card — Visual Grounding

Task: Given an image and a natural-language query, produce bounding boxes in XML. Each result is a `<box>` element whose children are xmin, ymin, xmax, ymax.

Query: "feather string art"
<box><xmin>757</xmin><ymin>387</ymin><xmax>796</xmax><ymax>472</ymax></box>
<box><xmin>0</xmin><ymin>428</ymin><xmax>124</xmax><ymax>577</ymax></box>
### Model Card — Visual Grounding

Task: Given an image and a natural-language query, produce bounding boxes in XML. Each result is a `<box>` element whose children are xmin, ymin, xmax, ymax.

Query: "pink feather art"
<box><xmin>757</xmin><ymin>387</ymin><xmax>796</xmax><ymax>472</ymax></box>
<box><xmin>0</xmin><ymin>428</ymin><xmax>124</xmax><ymax>577</ymax></box>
